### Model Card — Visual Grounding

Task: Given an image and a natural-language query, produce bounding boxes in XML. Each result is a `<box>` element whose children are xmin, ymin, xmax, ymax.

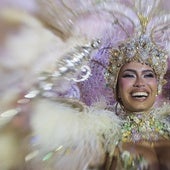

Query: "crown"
<box><xmin>106</xmin><ymin>33</ymin><xmax>168</xmax><ymax>95</ymax></box>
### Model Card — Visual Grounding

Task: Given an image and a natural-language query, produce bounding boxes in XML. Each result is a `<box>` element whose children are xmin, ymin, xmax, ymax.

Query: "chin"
<box><xmin>125</xmin><ymin>99</ymin><xmax>155</xmax><ymax>112</ymax></box>
<box><xmin>127</xmin><ymin>105</ymin><xmax>153</xmax><ymax>112</ymax></box>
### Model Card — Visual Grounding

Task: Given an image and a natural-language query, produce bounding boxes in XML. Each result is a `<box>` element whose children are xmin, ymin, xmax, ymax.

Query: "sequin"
<box><xmin>121</xmin><ymin>112</ymin><xmax>169</xmax><ymax>142</ymax></box>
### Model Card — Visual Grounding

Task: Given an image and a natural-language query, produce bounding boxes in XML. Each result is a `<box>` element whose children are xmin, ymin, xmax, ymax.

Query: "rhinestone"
<box><xmin>24</xmin><ymin>90</ymin><xmax>39</xmax><ymax>99</ymax></box>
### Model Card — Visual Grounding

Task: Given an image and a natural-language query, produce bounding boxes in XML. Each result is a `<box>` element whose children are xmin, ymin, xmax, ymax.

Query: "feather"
<box><xmin>29</xmin><ymin>98</ymin><xmax>121</xmax><ymax>169</ymax></box>
<box><xmin>134</xmin><ymin>0</ymin><xmax>160</xmax><ymax>17</ymax></box>
<box><xmin>147</xmin><ymin>14</ymin><xmax>170</xmax><ymax>51</ymax></box>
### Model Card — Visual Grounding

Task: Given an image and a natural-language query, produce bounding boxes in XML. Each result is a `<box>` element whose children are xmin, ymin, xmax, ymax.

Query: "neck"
<box><xmin>125</xmin><ymin>108</ymin><xmax>153</xmax><ymax>117</ymax></box>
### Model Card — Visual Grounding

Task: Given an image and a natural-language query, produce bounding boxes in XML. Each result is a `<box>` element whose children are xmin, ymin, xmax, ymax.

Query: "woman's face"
<box><xmin>117</xmin><ymin>62</ymin><xmax>158</xmax><ymax>112</ymax></box>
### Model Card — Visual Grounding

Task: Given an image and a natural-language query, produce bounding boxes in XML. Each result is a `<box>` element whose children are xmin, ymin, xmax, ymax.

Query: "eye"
<box><xmin>122</xmin><ymin>73</ymin><xmax>135</xmax><ymax>78</ymax></box>
<box><xmin>144</xmin><ymin>73</ymin><xmax>155</xmax><ymax>78</ymax></box>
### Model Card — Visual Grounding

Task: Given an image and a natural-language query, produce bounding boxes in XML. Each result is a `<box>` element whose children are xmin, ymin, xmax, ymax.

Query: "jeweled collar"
<box><xmin>121</xmin><ymin>109</ymin><xmax>169</xmax><ymax>143</ymax></box>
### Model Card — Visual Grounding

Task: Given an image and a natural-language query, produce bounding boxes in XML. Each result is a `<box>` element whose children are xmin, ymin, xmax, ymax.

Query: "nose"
<box><xmin>133</xmin><ymin>77</ymin><xmax>145</xmax><ymax>87</ymax></box>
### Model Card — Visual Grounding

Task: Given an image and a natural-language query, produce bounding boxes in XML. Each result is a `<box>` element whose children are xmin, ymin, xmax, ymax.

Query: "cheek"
<box><xmin>118</xmin><ymin>78</ymin><xmax>134</xmax><ymax>97</ymax></box>
<box><xmin>148</xmin><ymin>80</ymin><xmax>158</xmax><ymax>93</ymax></box>
<box><xmin>119</xmin><ymin>79</ymin><xmax>133</xmax><ymax>91</ymax></box>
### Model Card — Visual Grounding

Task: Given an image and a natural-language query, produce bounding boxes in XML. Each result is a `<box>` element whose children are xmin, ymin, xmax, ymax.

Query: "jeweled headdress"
<box><xmin>106</xmin><ymin>34</ymin><xmax>168</xmax><ymax>95</ymax></box>
<box><xmin>30</xmin><ymin>0</ymin><xmax>170</xmax><ymax>105</ymax></box>
<box><xmin>104</xmin><ymin>0</ymin><xmax>170</xmax><ymax>96</ymax></box>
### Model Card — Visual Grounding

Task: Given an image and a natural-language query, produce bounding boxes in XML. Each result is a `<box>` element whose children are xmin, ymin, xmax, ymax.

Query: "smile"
<box><xmin>131</xmin><ymin>92</ymin><xmax>148</xmax><ymax>99</ymax></box>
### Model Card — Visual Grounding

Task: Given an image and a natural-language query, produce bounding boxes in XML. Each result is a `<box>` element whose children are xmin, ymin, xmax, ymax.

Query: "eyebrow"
<box><xmin>123</xmin><ymin>69</ymin><xmax>154</xmax><ymax>74</ymax></box>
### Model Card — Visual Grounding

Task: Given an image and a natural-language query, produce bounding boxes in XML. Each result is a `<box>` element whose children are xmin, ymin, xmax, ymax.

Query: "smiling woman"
<box><xmin>104</xmin><ymin>33</ymin><xmax>170</xmax><ymax>169</ymax></box>
<box><xmin>105</xmin><ymin>60</ymin><xmax>170</xmax><ymax>169</ymax></box>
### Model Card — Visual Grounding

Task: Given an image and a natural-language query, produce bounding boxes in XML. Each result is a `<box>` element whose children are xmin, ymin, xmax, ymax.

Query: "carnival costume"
<box><xmin>0</xmin><ymin>0</ymin><xmax>170</xmax><ymax>170</ymax></box>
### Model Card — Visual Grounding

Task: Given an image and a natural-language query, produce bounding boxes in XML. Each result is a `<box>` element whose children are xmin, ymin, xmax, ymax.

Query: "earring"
<box><xmin>157</xmin><ymin>84</ymin><xmax>162</xmax><ymax>95</ymax></box>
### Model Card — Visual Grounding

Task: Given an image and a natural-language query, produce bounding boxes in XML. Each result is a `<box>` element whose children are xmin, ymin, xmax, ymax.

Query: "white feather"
<box><xmin>30</xmin><ymin>98</ymin><xmax>121</xmax><ymax>169</ymax></box>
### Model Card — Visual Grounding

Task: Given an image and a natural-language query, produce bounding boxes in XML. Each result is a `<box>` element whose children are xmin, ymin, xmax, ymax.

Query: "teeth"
<box><xmin>132</xmin><ymin>92</ymin><xmax>148</xmax><ymax>97</ymax></box>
